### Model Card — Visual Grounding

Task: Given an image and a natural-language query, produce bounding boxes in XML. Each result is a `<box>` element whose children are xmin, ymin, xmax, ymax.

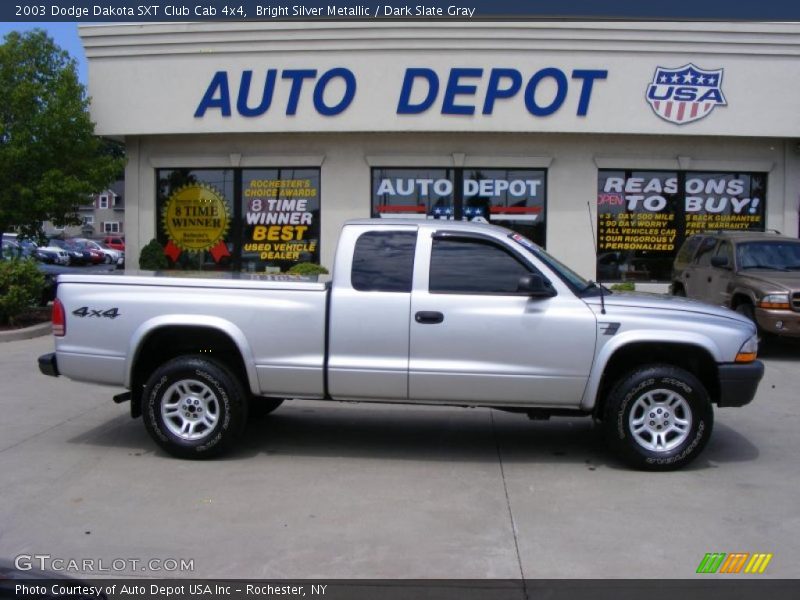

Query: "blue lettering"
<box><xmin>194</xmin><ymin>71</ymin><xmax>231</xmax><ymax>117</ymax></box>
<box><xmin>313</xmin><ymin>68</ymin><xmax>357</xmax><ymax>116</ymax></box>
<box><xmin>397</xmin><ymin>68</ymin><xmax>439</xmax><ymax>114</ymax></box>
<box><xmin>442</xmin><ymin>68</ymin><xmax>482</xmax><ymax>115</ymax></box>
<box><xmin>482</xmin><ymin>68</ymin><xmax>522</xmax><ymax>115</ymax></box>
<box><xmin>282</xmin><ymin>69</ymin><xmax>317</xmax><ymax>115</ymax></box>
<box><xmin>524</xmin><ymin>68</ymin><xmax>568</xmax><ymax>116</ymax></box>
<box><xmin>673</xmin><ymin>87</ymin><xmax>697</xmax><ymax>101</ymax></box>
<box><xmin>236</xmin><ymin>70</ymin><xmax>277</xmax><ymax>117</ymax></box>
<box><xmin>571</xmin><ymin>69</ymin><xmax>607</xmax><ymax>116</ymax></box>
<box><xmin>647</xmin><ymin>85</ymin><xmax>671</xmax><ymax>101</ymax></box>
<box><xmin>698</xmin><ymin>88</ymin><xmax>724</xmax><ymax>103</ymax></box>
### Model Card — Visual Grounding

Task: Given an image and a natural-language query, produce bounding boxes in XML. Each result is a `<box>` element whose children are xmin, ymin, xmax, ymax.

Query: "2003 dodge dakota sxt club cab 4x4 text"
<box><xmin>38</xmin><ymin>220</ymin><xmax>764</xmax><ymax>470</ymax></box>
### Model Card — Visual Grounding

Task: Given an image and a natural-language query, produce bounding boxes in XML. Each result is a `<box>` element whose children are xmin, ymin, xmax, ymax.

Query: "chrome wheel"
<box><xmin>160</xmin><ymin>379</ymin><xmax>220</xmax><ymax>441</ymax></box>
<box><xmin>628</xmin><ymin>389</ymin><xmax>692</xmax><ymax>453</ymax></box>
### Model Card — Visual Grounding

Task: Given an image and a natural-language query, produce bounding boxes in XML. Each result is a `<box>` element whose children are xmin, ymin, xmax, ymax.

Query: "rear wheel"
<box><xmin>603</xmin><ymin>364</ymin><xmax>713</xmax><ymax>470</ymax></box>
<box><xmin>142</xmin><ymin>356</ymin><xmax>248</xmax><ymax>459</ymax></box>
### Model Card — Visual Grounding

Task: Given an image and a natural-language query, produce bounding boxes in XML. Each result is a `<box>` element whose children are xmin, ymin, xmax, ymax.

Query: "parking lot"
<box><xmin>1</xmin><ymin>334</ymin><xmax>799</xmax><ymax>579</ymax></box>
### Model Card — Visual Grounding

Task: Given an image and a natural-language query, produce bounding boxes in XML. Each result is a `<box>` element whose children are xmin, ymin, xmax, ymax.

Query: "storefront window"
<box><xmin>241</xmin><ymin>169</ymin><xmax>321</xmax><ymax>273</ymax></box>
<box><xmin>596</xmin><ymin>170</ymin><xmax>766</xmax><ymax>282</ymax></box>
<box><xmin>463</xmin><ymin>168</ymin><xmax>546</xmax><ymax>247</ymax></box>
<box><xmin>157</xmin><ymin>169</ymin><xmax>235</xmax><ymax>270</ymax></box>
<box><xmin>372</xmin><ymin>168</ymin><xmax>454</xmax><ymax>219</ymax></box>
<box><xmin>156</xmin><ymin>167</ymin><xmax>320</xmax><ymax>272</ymax></box>
<box><xmin>371</xmin><ymin>167</ymin><xmax>547</xmax><ymax>246</ymax></box>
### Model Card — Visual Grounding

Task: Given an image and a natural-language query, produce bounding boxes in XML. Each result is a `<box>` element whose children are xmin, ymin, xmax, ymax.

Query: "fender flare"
<box><xmin>124</xmin><ymin>315</ymin><xmax>259</xmax><ymax>395</ymax></box>
<box><xmin>580</xmin><ymin>329</ymin><xmax>722</xmax><ymax>411</ymax></box>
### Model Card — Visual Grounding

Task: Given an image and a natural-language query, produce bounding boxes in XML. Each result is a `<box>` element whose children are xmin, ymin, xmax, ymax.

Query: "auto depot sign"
<box><xmin>194</xmin><ymin>66</ymin><xmax>610</xmax><ymax>119</ymax></box>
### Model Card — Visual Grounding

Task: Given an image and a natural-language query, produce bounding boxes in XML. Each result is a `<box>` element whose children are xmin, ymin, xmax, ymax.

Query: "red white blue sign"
<box><xmin>645</xmin><ymin>64</ymin><xmax>727</xmax><ymax>125</ymax></box>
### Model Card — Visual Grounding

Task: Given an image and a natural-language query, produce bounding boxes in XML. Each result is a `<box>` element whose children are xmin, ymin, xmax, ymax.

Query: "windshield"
<box><xmin>737</xmin><ymin>241</ymin><xmax>800</xmax><ymax>271</ymax></box>
<box><xmin>508</xmin><ymin>232</ymin><xmax>593</xmax><ymax>293</ymax></box>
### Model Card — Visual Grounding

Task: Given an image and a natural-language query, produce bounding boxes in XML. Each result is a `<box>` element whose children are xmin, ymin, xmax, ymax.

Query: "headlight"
<box><xmin>758</xmin><ymin>293</ymin><xmax>790</xmax><ymax>309</ymax></box>
<box><xmin>735</xmin><ymin>334</ymin><xmax>759</xmax><ymax>363</ymax></box>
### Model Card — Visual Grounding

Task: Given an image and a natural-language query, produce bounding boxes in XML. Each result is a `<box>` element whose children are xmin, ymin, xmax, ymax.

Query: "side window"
<box><xmin>693</xmin><ymin>237</ymin><xmax>718</xmax><ymax>267</ymax></box>
<box><xmin>676</xmin><ymin>236</ymin><xmax>702</xmax><ymax>264</ymax></box>
<box><xmin>430</xmin><ymin>237</ymin><xmax>532</xmax><ymax>294</ymax></box>
<box><xmin>352</xmin><ymin>231</ymin><xmax>417</xmax><ymax>292</ymax></box>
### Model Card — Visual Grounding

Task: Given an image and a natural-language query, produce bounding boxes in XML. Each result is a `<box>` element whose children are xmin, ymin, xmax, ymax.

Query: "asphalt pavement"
<box><xmin>0</xmin><ymin>335</ymin><xmax>798</xmax><ymax>579</ymax></box>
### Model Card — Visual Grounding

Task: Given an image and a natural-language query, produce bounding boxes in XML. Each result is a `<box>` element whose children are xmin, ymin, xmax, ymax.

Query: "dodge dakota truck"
<box><xmin>38</xmin><ymin>219</ymin><xmax>764</xmax><ymax>470</ymax></box>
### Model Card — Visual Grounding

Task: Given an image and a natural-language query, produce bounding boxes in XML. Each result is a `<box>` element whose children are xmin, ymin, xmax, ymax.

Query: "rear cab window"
<box><xmin>351</xmin><ymin>230</ymin><xmax>417</xmax><ymax>292</ymax></box>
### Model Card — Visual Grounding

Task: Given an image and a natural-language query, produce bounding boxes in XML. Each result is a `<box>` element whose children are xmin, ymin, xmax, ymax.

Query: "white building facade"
<box><xmin>81</xmin><ymin>21</ymin><xmax>800</xmax><ymax>285</ymax></box>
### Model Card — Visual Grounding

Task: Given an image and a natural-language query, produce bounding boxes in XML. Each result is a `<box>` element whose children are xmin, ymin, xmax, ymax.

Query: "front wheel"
<box><xmin>735</xmin><ymin>302</ymin><xmax>756</xmax><ymax>323</ymax></box>
<box><xmin>142</xmin><ymin>356</ymin><xmax>248</xmax><ymax>459</ymax></box>
<box><xmin>603</xmin><ymin>365</ymin><xmax>713</xmax><ymax>470</ymax></box>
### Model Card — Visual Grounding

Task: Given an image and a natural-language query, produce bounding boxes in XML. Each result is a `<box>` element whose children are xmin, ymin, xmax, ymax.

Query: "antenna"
<box><xmin>586</xmin><ymin>201</ymin><xmax>606</xmax><ymax>315</ymax></box>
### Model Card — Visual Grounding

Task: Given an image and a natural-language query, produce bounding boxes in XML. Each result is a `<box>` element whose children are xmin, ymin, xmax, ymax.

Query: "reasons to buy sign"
<box><xmin>597</xmin><ymin>172</ymin><xmax>765</xmax><ymax>254</ymax></box>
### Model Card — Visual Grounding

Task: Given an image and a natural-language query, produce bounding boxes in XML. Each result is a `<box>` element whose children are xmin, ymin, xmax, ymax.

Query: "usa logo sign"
<box><xmin>646</xmin><ymin>64</ymin><xmax>727</xmax><ymax>125</ymax></box>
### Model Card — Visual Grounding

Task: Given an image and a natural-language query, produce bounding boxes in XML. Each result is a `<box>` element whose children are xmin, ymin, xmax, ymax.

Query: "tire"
<box><xmin>603</xmin><ymin>364</ymin><xmax>713</xmax><ymax>471</ymax></box>
<box><xmin>249</xmin><ymin>397</ymin><xmax>284</xmax><ymax>418</ymax></box>
<box><xmin>671</xmin><ymin>284</ymin><xmax>686</xmax><ymax>297</ymax></box>
<box><xmin>735</xmin><ymin>302</ymin><xmax>755</xmax><ymax>323</ymax></box>
<box><xmin>142</xmin><ymin>356</ymin><xmax>248</xmax><ymax>459</ymax></box>
<box><xmin>104</xmin><ymin>254</ymin><xmax>112</xmax><ymax>264</ymax></box>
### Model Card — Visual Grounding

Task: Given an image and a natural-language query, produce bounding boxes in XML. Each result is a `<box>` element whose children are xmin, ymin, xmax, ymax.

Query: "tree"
<box><xmin>0</xmin><ymin>29</ymin><xmax>124</xmax><ymax>242</ymax></box>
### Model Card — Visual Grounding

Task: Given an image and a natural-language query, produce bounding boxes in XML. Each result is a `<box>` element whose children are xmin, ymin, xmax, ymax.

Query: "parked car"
<box><xmin>68</xmin><ymin>239</ymin><xmax>104</xmax><ymax>264</ymax></box>
<box><xmin>34</xmin><ymin>245</ymin><xmax>70</xmax><ymax>265</ymax></box>
<box><xmin>70</xmin><ymin>238</ymin><xmax>123</xmax><ymax>265</ymax></box>
<box><xmin>49</xmin><ymin>238</ymin><xmax>89</xmax><ymax>265</ymax></box>
<box><xmin>672</xmin><ymin>230</ymin><xmax>800</xmax><ymax>337</ymax></box>
<box><xmin>39</xmin><ymin>219</ymin><xmax>763</xmax><ymax>470</ymax></box>
<box><xmin>2</xmin><ymin>233</ymin><xmax>36</xmax><ymax>258</ymax></box>
<box><xmin>102</xmin><ymin>235</ymin><xmax>125</xmax><ymax>251</ymax></box>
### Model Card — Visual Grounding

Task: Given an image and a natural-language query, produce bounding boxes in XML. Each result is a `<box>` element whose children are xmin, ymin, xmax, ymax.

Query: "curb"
<box><xmin>0</xmin><ymin>321</ymin><xmax>52</xmax><ymax>343</ymax></box>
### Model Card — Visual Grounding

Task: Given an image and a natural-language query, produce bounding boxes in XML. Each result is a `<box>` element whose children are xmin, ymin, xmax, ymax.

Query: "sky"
<box><xmin>0</xmin><ymin>23</ymin><xmax>88</xmax><ymax>84</ymax></box>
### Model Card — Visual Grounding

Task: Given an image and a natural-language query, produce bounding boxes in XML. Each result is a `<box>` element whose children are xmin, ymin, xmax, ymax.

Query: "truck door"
<box><xmin>706</xmin><ymin>240</ymin><xmax>735</xmax><ymax>307</ymax></box>
<box><xmin>408</xmin><ymin>230</ymin><xmax>597</xmax><ymax>407</ymax></box>
<box><xmin>683</xmin><ymin>236</ymin><xmax>717</xmax><ymax>300</ymax></box>
<box><xmin>328</xmin><ymin>225</ymin><xmax>417</xmax><ymax>400</ymax></box>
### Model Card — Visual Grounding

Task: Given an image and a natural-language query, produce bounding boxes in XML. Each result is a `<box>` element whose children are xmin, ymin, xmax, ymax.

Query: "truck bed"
<box><xmin>54</xmin><ymin>272</ymin><xmax>329</xmax><ymax>398</ymax></box>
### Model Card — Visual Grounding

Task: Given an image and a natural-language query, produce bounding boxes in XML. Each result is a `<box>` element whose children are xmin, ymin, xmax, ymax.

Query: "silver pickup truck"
<box><xmin>38</xmin><ymin>219</ymin><xmax>763</xmax><ymax>470</ymax></box>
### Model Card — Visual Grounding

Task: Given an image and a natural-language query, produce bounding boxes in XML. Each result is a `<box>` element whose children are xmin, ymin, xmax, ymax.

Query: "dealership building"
<box><xmin>81</xmin><ymin>21</ymin><xmax>800</xmax><ymax>286</ymax></box>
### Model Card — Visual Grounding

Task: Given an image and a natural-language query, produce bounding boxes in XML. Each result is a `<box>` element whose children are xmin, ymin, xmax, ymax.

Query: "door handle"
<box><xmin>415</xmin><ymin>311</ymin><xmax>444</xmax><ymax>324</ymax></box>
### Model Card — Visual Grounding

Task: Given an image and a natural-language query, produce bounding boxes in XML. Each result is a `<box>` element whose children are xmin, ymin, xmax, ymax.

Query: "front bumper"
<box><xmin>38</xmin><ymin>353</ymin><xmax>59</xmax><ymax>377</ymax></box>
<box><xmin>717</xmin><ymin>361</ymin><xmax>764</xmax><ymax>407</ymax></box>
<box><xmin>755</xmin><ymin>307</ymin><xmax>800</xmax><ymax>338</ymax></box>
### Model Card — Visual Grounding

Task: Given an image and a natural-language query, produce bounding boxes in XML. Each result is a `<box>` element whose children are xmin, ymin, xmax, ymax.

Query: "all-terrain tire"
<box><xmin>603</xmin><ymin>364</ymin><xmax>713</xmax><ymax>471</ymax></box>
<box><xmin>142</xmin><ymin>355</ymin><xmax>248</xmax><ymax>459</ymax></box>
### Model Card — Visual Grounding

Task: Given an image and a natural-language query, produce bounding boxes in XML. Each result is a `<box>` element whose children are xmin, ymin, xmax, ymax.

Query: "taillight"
<box><xmin>52</xmin><ymin>298</ymin><xmax>66</xmax><ymax>337</ymax></box>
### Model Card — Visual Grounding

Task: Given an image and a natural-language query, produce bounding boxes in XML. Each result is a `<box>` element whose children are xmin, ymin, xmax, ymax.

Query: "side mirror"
<box><xmin>518</xmin><ymin>274</ymin><xmax>556</xmax><ymax>298</ymax></box>
<box><xmin>711</xmin><ymin>255</ymin><xmax>730</xmax><ymax>269</ymax></box>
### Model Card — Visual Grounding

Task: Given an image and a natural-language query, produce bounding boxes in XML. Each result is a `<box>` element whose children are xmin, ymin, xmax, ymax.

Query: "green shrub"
<box><xmin>139</xmin><ymin>239</ymin><xmax>169</xmax><ymax>270</ymax></box>
<box><xmin>0</xmin><ymin>259</ymin><xmax>45</xmax><ymax>325</ymax></box>
<box><xmin>287</xmin><ymin>263</ymin><xmax>329</xmax><ymax>276</ymax></box>
<box><xmin>610</xmin><ymin>281</ymin><xmax>635</xmax><ymax>291</ymax></box>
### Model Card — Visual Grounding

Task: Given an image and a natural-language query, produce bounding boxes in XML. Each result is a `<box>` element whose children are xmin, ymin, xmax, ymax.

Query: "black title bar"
<box><xmin>3</xmin><ymin>0</ymin><xmax>800</xmax><ymax>22</ymax></box>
